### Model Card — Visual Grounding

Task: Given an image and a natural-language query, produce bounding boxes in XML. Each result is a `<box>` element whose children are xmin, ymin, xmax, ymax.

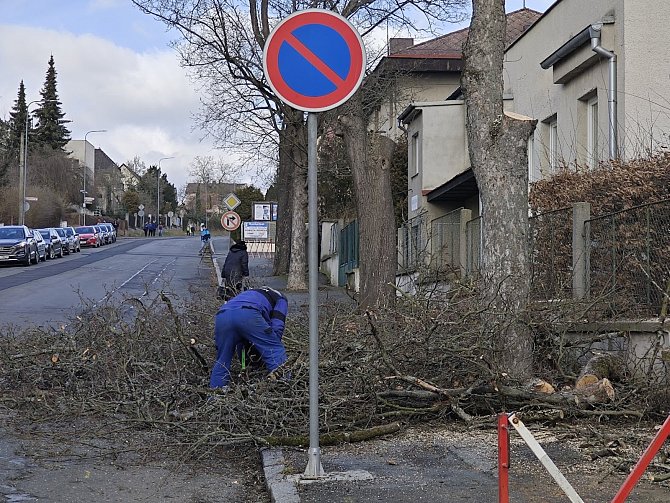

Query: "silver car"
<box><xmin>64</xmin><ymin>226</ymin><xmax>81</xmax><ymax>252</ymax></box>
<box><xmin>55</xmin><ymin>227</ymin><xmax>74</xmax><ymax>254</ymax></box>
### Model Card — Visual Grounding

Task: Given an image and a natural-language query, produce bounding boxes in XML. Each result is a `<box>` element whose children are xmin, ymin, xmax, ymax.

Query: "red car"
<box><xmin>75</xmin><ymin>226</ymin><xmax>101</xmax><ymax>247</ymax></box>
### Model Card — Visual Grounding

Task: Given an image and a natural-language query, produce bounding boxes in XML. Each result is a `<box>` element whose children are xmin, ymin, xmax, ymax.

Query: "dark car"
<box><xmin>0</xmin><ymin>225</ymin><xmax>38</xmax><ymax>266</ymax></box>
<box><xmin>31</xmin><ymin>229</ymin><xmax>47</xmax><ymax>262</ymax></box>
<box><xmin>64</xmin><ymin>226</ymin><xmax>81</xmax><ymax>252</ymax></box>
<box><xmin>75</xmin><ymin>226</ymin><xmax>101</xmax><ymax>247</ymax></box>
<box><xmin>38</xmin><ymin>228</ymin><xmax>64</xmax><ymax>259</ymax></box>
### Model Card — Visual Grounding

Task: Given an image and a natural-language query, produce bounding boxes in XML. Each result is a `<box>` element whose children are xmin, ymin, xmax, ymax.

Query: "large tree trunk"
<box><xmin>286</xmin><ymin>110</ymin><xmax>308</xmax><ymax>291</ymax></box>
<box><xmin>341</xmin><ymin>93</ymin><xmax>397</xmax><ymax>308</ymax></box>
<box><xmin>273</xmin><ymin>122</ymin><xmax>294</xmax><ymax>276</ymax></box>
<box><xmin>461</xmin><ymin>0</ymin><xmax>537</xmax><ymax>380</ymax></box>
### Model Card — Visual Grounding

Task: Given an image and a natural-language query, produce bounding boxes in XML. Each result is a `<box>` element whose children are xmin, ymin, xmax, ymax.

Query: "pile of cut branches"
<box><xmin>0</xmin><ymin>285</ymin><xmax>667</xmax><ymax>460</ymax></box>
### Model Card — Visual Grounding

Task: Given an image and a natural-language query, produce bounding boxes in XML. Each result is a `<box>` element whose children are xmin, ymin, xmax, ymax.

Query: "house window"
<box><xmin>587</xmin><ymin>97</ymin><xmax>599</xmax><ymax>169</ymax></box>
<box><xmin>549</xmin><ymin>119</ymin><xmax>558</xmax><ymax>172</ymax></box>
<box><xmin>411</xmin><ymin>132</ymin><xmax>420</xmax><ymax>176</ymax></box>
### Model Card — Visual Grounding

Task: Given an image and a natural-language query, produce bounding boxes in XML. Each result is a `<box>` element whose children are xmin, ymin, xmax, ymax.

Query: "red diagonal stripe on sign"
<box><xmin>285</xmin><ymin>32</ymin><xmax>346</xmax><ymax>88</ymax></box>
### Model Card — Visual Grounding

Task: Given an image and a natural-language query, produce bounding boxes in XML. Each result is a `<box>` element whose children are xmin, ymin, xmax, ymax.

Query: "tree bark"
<box><xmin>273</xmin><ymin>122</ymin><xmax>294</xmax><ymax>276</ymax></box>
<box><xmin>461</xmin><ymin>0</ymin><xmax>537</xmax><ymax>380</ymax></box>
<box><xmin>341</xmin><ymin>92</ymin><xmax>397</xmax><ymax>308</ymax></box>
<box><xmin>285</xmin><ymin>109</ymin><xmax>308</xmax><ymax>291</ymax></box>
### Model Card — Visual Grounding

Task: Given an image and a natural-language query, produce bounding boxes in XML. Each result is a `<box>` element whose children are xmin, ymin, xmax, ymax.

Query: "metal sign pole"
<box><xmin>304</xmin><ymin>111</ymin><xmax>323</xmax><ymax>478</ymax></box>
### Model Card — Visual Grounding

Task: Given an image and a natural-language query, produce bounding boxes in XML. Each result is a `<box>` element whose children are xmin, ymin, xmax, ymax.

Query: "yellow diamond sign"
<box><xmin>224</xmin><ymin>193</ymin><xmax>241</xmax><ymax>210</ymax></box>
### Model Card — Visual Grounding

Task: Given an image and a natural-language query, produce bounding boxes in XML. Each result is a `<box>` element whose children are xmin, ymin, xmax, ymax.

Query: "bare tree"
<box><xmin>133</xmin><ymin>0</ymin><xmax>466</xmax><ymax>295</ymax></box>
<box><xmin>461</xmin><ymin>0</ymin><xmax>537</xmax><ymax>380</ymax></box>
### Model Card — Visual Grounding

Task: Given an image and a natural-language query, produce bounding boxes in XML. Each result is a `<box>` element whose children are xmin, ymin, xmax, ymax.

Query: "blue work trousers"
<box><xmin>210</xmin><ymin>306</ymin><xmax>287</xmax><ymax>388</ymax></box>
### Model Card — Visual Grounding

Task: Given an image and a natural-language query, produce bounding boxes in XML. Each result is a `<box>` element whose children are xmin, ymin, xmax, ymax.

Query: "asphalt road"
<box><xmin>0</xmin><ymin>234</ymin><xmax>225</xmax><ymax>329</ymax></box>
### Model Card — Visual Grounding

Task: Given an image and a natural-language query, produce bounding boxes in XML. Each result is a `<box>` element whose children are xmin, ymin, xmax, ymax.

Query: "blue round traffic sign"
<box><xmin>263</xmin><ymin>9</ymin><xmax>366</xmax><ymax>112</ymax></box>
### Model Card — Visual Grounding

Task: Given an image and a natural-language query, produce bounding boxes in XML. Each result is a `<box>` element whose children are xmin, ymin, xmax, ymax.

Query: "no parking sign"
<box><xmin>263</xmin><ymin>9</ymin><xmax>366</xmax><ymax>112</ymax></box>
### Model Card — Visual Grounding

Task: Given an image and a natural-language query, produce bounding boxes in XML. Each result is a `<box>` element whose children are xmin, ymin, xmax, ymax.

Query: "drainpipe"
<box><xmin>589</xmin><ymin>24</ymin><xmax>618</xmax><ymax>160</ymax></box>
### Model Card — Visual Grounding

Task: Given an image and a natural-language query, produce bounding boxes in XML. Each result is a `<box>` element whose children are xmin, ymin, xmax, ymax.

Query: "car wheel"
<box><xmin>48</xmin><ymin>246</ymin><xmax>54</xmax><ymax>260</ymax></box>
<box><xmin>32</xmin><ymin>246</ymin><xmax>39</xmax><ymax>264</ymax></box>
<box><xmin>24</xmin><ymin>246</ymin><xmax>31</xmax><ymax>266</ymax></box>
<box><xmin>58</xmin><ymin>246</ymin><xmax>64</xmax><ymax>258</ymax></box>
<box><xmin>41</xmin><ymin>250</ymin><xmax>46</xmax><ymax>262</ymax></box>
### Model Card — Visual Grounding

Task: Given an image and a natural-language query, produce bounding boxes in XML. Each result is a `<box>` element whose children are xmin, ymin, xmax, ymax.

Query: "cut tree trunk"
<box><xmin>462</xmin><ymin>0</ymin><xmax>537</xmax><ymax>380</ymax></box>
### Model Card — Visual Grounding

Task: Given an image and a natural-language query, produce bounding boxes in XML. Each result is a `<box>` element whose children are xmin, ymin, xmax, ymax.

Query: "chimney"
<box><xmin>389</xmin><ymin>38</ymin><xmax>414</xmax><ymax>55</ymax></box>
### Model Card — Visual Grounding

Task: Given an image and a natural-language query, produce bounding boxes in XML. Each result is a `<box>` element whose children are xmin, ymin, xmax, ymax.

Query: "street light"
<box><xmin>82</xmin><ymin>129</ymin><xmax>107</xmax><ymax>224</ymax></box>
<box><xmin>157</xmin><ymin>156</ymin><xmax>174</xmax><ymax>225</ymax></box>
<box><xmin>19</xmin><ymin>99</ymin><xmax>55</xmax><ymax>225</ymax></box>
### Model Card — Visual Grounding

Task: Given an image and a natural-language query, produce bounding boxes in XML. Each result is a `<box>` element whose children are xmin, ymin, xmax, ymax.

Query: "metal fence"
<box><xmin>466</xmin><ymin>216</ymin><xmax>481</xmax><ymax>277</ymax></box>
<box><xmin>398</xmin><ymin>213</ymin><xmax>428</xmax><ymax>271</ymax></box>
<box><xmin>430</xmin><ymin>209</ymin><xmax>463</xmax><ymax>272</ymax></box>
<box><xmin>586</xmin><ymin>199</ymin><xmax>670</xmax><ymax>317</ymax></box>
<box><xmin>529</xmin><ymin>207</ymin><xmax>573</xmax><ymax>301</ymax></box>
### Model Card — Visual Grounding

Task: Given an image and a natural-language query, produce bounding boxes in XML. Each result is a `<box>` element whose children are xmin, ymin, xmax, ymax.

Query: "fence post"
<box><xmin>459</xmin><ymin>209</ymin><xmax>472</xmax><ymax>277</ymax></box>
<box><xmin>572</xmin><ymin>202</ymin><xmax>591</xmax><ymax>300</ymax></box>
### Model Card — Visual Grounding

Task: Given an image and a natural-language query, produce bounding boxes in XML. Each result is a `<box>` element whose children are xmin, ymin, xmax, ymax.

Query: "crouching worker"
<box><xmin>209</xmin><ymin>286</ymin><xmax>289</xmax><ymax>389</ymax></box>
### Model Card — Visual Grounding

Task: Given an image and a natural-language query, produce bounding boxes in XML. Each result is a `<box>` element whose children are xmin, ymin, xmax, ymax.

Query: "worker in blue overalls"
<box><xmin>209</xmin><ymin>286</ymin><xmax>289</xmax><ymax>389</ymax></box>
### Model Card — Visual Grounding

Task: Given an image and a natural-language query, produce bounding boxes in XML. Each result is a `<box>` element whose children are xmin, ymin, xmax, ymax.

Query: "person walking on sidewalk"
<box><xmin>199</xmin><ymin>224</ymin><xmax>211</xmax><ymax>255</ymax></box>
<box><xmin>221</xmin><ymin>240</ymin><xmax>249</xmax><ymax>300</ymax></box>
<box><xmin>209</xmin><ymin>286</ymin><xmax>289</xmax><ymax>389</ymax></box>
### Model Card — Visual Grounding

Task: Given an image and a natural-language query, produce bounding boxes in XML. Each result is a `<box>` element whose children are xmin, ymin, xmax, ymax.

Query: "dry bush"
<box><xmin>1</xmin><ymin>280</ymin><xmax>666</xmax><ymax>464</ymax></box>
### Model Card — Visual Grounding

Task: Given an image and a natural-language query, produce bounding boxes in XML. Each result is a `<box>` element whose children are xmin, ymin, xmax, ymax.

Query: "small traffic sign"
<box><xmin>221</xmin><ymin>210</ymin><xmax>241</xmax><ymax>231</ymax></box>
<box><xmin>263</xmin><ymin>9</ymin><xmax>366</xmax><ymax>112</ymax></box>
<box><xmin>138</xmin><ymin>204</ymin><xmax>145</xmax><ymax>210</ymax></box>
<box><xmin>167</xmin><ymin>211</ymin><xmax>174</xmax><ymax>217</ymax></box>
<box><xmin>138</xmin><ymin>210</ymin><xmax>145</xmax><ymax>217</ymax></box>
<box><xmin>224</xmin><ymin>193</ymin><xmax>241</xmax><ymax>210</ymax></box>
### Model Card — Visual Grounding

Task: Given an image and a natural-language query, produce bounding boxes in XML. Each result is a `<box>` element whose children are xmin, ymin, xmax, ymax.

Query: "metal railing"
<box><xmin>586</xmin><ymin>199</ymin><xmax>670</xmax><ymax>317</ymax></box>
<box><xmin>529</xmin><ymin>206</ymin><xmax>573</xmax><ymax>301</ymax></box>
<box><xmin>430</xmin><ymin>208</ymin><xmax>463</xmax><ymax>272</ymax></box>
<box><xmin>466</xmin><ymin>216</ymin><xmax>482</xmax><ymax>277</ymax></box>
<box><xmin>397</xmin><ymin>213</ymin><xmax>428</xmax><ymax>271</ymax></box>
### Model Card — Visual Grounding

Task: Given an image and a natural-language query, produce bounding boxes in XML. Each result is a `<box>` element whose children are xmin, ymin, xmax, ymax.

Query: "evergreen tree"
<box><xmin>33</xmin><ymin>55</ymin><xmax>71</xmax><ymax>151</ymax></box>
<box><xmin>0</xmin><ymin>117</ymin><xmax>10</xmax><ymax>186</ymax></box>
<box><xmin>7</xmin><ymin>80</ymin><xmax>28</xmax><ymax>156</ymax></box>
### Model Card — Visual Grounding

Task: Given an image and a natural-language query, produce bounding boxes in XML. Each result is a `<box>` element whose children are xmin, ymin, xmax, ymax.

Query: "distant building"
<box><xmin>184</xmin><ymin>182</ymin><xmax>247</xmax><ymax>215</ymax></box>
<box><xmin>94</xmin><ymin>148</ymin><xmax>123</xmax><ymax>214</ymax></box>
<box><xmin>119</xmin><ymin>163</ymin><xmax>141</xmax><ymax>191</ymax></box>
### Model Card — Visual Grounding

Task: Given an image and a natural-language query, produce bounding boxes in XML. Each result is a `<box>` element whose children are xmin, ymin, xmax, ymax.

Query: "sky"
<box><xmin>0</xmin><ymin>0</ymin><xmax>556</xmax><ymax>191</ymax></box>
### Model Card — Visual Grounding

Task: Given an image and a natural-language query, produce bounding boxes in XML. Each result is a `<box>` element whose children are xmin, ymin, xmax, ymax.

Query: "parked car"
<box><xmin>100</xmin><ymin>223</ymin><xmax>116</xmax><ymax>242</ymax></box>
<box><xmin>75</xmin><ymin>226</ymin><xmax>101</xmax><ymax>247</ymax></box>
<box><xmin>95</xmin><ymin>224</ymin><xmax>109</xmax><ymax>245</ymax></box>
<box><xmin>54</xmin><ymin>227</ymin><xmax>73</xmax><ymax>254</ymax></box>
<box><xmin>37</xmin><ymin>228</ymin><xmax>64</xmax><ymax>259</ymax></box>
<box><xmin>64</xmin><ymin>226</ymin><xmax>81</xmax><ymax>252</ymax></box>
<box><xmin>31</xmin><ymin>229</ymin><xmax>47</xmax><ymax>262</ymax></box>
<box><xmin>0</xmin><ymin>225</ymin><xmax>38</xmax><ymax>266</ymax></box>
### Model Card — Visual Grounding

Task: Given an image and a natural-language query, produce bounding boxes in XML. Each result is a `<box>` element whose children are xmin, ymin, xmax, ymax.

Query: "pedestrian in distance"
<box><xmin>209</xmin><ymin>286</ymin><xmax>289</xmax><ymax>389</ymax></box>
<box><xmin>143</xmin><ymin>222</ymin><xmax>149</xmax><ymax>237</ymax></box>
<box><xmin>158</xmin><ymin>224</ymin><xmax>163</xmax><ymax>237</ymax></box>
<box><xmin>199</xmin><ymin>224</ymin><xmax>211</xmax><ymax>255</ymax></box>
<box><xmin>221</xmin><ymin>240</ymin><xmax>249</xmax><ymax>301</ymax></box>
<box><xmin>191</xmin><ymin>224</ymin><xmax>196</xmax><ymax>236</ymax></box>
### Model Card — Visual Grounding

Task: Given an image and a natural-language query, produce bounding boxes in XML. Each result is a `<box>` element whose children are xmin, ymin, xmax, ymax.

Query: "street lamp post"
<box><xmin>157</xmin><ymin>157</ymin><xmax>174</xmax><ymax>226</ymax></box>
<box><xmin>82</xmin><ymin>129</ymin><xmax>107</xmax><ymax>225</ymax></box>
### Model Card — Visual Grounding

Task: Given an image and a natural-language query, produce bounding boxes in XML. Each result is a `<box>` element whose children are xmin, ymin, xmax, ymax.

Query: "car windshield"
<box><xmin>38</xmin><ymin>230</ymin><xmax>50</xmax><ymax>239</ymax></box>
<box><xmin>76</xmin><ymin>227</ymin><xmax>95</xmax><ymax>233</ymax></box>
<box><xmin>0</xmin><ymin>228</ymin><xmax>26</xmax><ymax>239</ymax></box>
<box><xmin>55</xmin><ymin>229</ymin><xmax>66</xmax><ymax>237</ymax></box>
<box><xmin>65</xmin><ymin>228</ymin><xmax>74</xmax><ymax>236</ymax></box>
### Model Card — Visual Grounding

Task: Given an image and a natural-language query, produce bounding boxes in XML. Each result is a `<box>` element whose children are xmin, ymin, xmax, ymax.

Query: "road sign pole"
<box><xmin>304</xmin><ymin>111</ymin><xmax>323</xmax><ymax>478</ymax></box>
